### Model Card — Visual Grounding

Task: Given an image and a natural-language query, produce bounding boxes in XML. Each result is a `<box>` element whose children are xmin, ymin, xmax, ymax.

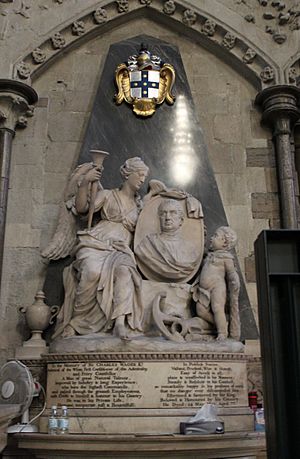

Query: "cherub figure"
<box><xmin>194</xmin><ymin>226</ymin><xmax>241</xmax><ymax>341</ymax></box>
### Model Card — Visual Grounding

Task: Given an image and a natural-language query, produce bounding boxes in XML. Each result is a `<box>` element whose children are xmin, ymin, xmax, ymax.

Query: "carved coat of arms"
<box><xmin>115</xmin><ymin>46</ymin><xmax>176</xmax><ymax>117</ymax></box>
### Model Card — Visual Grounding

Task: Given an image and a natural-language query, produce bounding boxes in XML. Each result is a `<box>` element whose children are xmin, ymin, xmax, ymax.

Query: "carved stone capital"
<box><xmin>0</xmin><ymin>79</ymin><xmax>38</xmax><ymax>132</ymax></box>
<box><xmin>255</xmin><ymin>85</ymin><xmax>300</xmax><ymax>130</ymax></box>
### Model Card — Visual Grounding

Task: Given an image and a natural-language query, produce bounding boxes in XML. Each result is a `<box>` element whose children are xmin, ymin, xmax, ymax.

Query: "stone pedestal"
<box><xmin>15</xmin><ymin>338</ymin><xmax>49</xmax><ymax>360</ymax></box>
<box><xmin>39</xmin><ymin>351</ymin><xmax>252</xmax><ymax>435</ymax></box>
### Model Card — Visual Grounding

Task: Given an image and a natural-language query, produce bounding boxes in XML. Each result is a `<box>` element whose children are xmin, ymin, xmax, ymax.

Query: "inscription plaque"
<box><xmin>47</xmin><ymin>360</ymin><xmax>248</xmax><ymax>409</ymax></box>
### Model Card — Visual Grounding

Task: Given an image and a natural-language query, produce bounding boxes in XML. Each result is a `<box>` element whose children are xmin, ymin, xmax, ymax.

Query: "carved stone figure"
<box><xmin>43</xmin><ymin>156</ymin><xmax>242</xmax><ymax>347</ymax></box>
<box><xmin>193</xmin><ymin>226</ymin><xmax>241</xmax><ymax>341</ymax></box>
<box><xmin>135</xmin><ymin>198</ymin><xmax>201</xmax><ymax>283</ymax></box>
<box><xmin>43</xmin><ymin>156</ymin><xmax>149</xmax><ymax>341</ymax></box>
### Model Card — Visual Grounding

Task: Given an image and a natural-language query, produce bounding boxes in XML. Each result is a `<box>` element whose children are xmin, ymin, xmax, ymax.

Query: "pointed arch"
<box><xmin>13</xmin><ymin>0</ymin><xmax>279</xmax><ymax>90</ymax></box>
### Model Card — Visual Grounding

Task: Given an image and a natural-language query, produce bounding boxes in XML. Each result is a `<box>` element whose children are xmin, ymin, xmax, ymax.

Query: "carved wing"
<box><xmin>63</xmin><ymin>162</ymin><xmax>93</xmax><ymax>202</ymax></box>
<box><xmin>115</xmin><ymin>63</ymin><xmax>133</xmax><ymax>104</ymax></box>
<box><xmin>41</xmin><ymin>203</ymin><xmax>78</xmax><ymax>261</ymax></box>
<box><xmin>41</xmin><ymin>163</ymin><xmax>94</xmax><ymax>260</ymax></box>
<box><xmin>157</xmin><ymin>64</ymin><xmax>176</xmax><ymax>105</ymax></box>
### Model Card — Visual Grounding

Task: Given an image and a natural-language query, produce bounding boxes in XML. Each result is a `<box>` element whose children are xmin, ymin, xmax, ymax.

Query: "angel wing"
<box><xmin>115</xmin><ymin>63</ymin><xmax>133</xmax><ymax>105</ymax></box>
<box><xmin>157</xmin><ymin>63</ymin><xmax>176</xmax><ymax>105</ymax></box>
<box><xmin>41</xmin><ymin>163</ymin><xmax>94</xmax><ymax>261</ymax></box>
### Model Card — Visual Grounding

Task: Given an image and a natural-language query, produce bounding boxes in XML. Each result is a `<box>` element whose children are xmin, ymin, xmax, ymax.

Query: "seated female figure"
<box><xmin>53</xmin><ymin>157</ymin><xmax>149</xmax><ymax>340</ymax></box>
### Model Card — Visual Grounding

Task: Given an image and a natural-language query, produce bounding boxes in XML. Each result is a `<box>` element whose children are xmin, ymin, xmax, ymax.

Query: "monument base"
<box><xmin>41</xmin><ymin>350</ymin><xmax>252</xmax><ymax>435</ymax></box>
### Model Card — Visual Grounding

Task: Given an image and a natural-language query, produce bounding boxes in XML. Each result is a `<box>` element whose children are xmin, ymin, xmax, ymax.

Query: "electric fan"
<box><xmin>0</xmin><ymin>360</ymin><xmax>40</xmax><ymax>433</ymax></box>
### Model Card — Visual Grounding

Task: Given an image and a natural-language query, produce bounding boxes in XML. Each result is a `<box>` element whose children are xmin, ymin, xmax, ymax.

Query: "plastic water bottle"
<box><xmin>48</xmin><ymin>405</ymin><xmax>58</xmax><ymax>435</ymax></box>
<box><xmin>58</xmin><ymin>405</ymin><xmax>69</xmax><ymax>434</ymax></box>
<box><xmin>255</xmin><ymin>404</ymin><xmax>265</xmax><ymax>432</ymax></box>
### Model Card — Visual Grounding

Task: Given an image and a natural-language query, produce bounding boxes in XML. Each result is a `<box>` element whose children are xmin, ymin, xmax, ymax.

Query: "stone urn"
<box><xmin>16</xmin><ymin>291</ymin><xmax>59</xmax><ymax>359</ymax></box>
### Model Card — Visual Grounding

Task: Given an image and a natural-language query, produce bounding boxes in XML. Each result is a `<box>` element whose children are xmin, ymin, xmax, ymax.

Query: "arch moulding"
<box><xmin>12</xmin><ymin>0</ymin><xmax>279</xmax><ymax>91</ymax></box>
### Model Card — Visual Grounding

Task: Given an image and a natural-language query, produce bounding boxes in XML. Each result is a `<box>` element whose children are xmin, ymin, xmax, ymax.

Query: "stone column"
<box><xmin>0</xmin><ymin>79</ymin><xmax>38</xmax><ymax>283</ymax></box>
<box><xmin>294</xmin><ymin>121</ymin><xmax>300</xmax><ymax>223</ymax></box>
<box><xmin>255</xmin><ymin>85</ymin><xmax>300</xmax><ymax>229</ymax></box>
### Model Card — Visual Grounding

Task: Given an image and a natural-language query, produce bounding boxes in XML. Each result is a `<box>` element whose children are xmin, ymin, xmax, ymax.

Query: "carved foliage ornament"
<box><xmin>246</xmin><ymin>0</ymin><xmax>300</xmax><ymax>44</ymax></box>
<box><xmin>244</xmin><ymin>14</ymin><xmax>255</xmax><ymax>23</ymax></box>
<box><xmin>163</xmin><ymin>0</ymin><xmax>176</xmax><ymax>15</ymax></box>
<box><xmin>94</xmin><ymin>7</ymin><xmax>108</xmax><ymax>24</ymax></box>
<box><xmin>0</xmin><ymin>93</ymin><xmax>34</xmax><ymax>131</ymax></box>
<box><xmin>116</xmin><ymin>0</ymin><xmax>129</xmax><ymax>13</ymax></box>
<box><xmin>32</xmin><ymin>48</ymin><xmax>46</xmax><ymax>64</ymax></box>
<box><xmin>242</xmin><ymin>48</ymin><xmax>257</xmax><ymax>64</ymax></box>
<box><xmin>202</xmin><ymin>19</ymin><xmax>216</xmax><ymax>36</ymax></box>
<box><xmin>222</xmin><ymin>32</ymin><xmax>236</xmax><ymax>49</ymax></box>
<box><xmin>51</xmin><ymin>32</ymin><xmax>65</xmax><ymax>49</ymax></box>
<box><xmin>13</xmin><ymin>2</ymin><xmax>271</xmax><ymax>86</ymax></box>
<box><xmin>182</xmin><ymin>9</ymin><xmax>197</xmax><ymax>26</ymax></box>
<box><xmin>115</xmin><ymin>46</ymin><xmax>176</xmax><ymax>117</ymax></box>
<box><xmin>16</xmin><ymin>61</ymin><xmax>31</xmax><ymax>79</ymax></box>
<box><xmin>72</xmin><ymin>20</ymin><xmax>85</xmax><ymax>36</ymax></box>
<box><xmin>260</xmin><ymin>66</ymin><xmax>275</xmax><ymax>83</ymax></box>
<box><xmin>288</xmin><ymin>67</ymin><xmax>298</xmax><ymax>84</ymax></box>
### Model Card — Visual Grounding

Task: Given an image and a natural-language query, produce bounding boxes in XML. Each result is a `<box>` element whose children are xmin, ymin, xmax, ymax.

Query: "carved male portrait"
<box><xmin>135</xmin><ymin>198</ymin><xmax>204</xmax><ymax>283</ymax></box>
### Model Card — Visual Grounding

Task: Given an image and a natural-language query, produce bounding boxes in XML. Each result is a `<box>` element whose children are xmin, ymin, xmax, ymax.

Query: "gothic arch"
<box><xmin>13</xmin><ymin>0</ymin><xmax>279</xmax><ymax>90</ymax></box>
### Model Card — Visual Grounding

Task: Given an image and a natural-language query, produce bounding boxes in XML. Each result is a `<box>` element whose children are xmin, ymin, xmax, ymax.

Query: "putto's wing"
<box><xmin>41</xmin><ymin>163</ymin><xmax>94</xmax><ymax>260</ymax></box>
<box><xmin>115</xmin><ymin>63</ymin><xmax>133</xmax><ymax>104</ymax></box>
<box><xmin>157</xmin><ymin>64</ymin><xmax>176</xmax><ymax>105</ymax></box>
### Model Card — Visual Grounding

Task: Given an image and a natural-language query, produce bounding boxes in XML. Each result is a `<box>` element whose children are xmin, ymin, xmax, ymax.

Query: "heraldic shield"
<box><xmin>115</xmin><ymin>45</ymin><xmax>176</xmax><ymax>117</ymax></box>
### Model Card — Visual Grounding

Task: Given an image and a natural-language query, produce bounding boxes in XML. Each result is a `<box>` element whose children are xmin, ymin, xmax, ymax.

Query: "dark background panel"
<box><xmin>45</xmin><ymin>35</ymin><xmax>258</xmax><ymax>340</ymax></box>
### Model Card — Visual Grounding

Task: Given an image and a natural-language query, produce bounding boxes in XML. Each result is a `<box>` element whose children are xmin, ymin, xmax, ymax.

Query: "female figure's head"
<box><xmin>120</xmin><ymin>157</ymin><xmax>149</xmax><ymax>192</ymax></box>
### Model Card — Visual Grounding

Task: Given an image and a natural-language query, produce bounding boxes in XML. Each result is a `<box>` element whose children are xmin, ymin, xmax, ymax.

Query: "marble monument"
<box><xmin>43</xmin><ymin>155</ymin><xmax>240</xmax><ymax>346</ymax></box>
<box><xmin>36</xmin><ymin>36</ymin><xmax>255</xmax><ymax>436</ymax></box>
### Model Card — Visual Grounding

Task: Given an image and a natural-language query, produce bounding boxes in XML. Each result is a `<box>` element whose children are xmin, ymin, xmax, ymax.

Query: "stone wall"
<box><xmin>1</xmin><ymin>0</ymin><xmax>299</xmax><ymax>362</ymax></box>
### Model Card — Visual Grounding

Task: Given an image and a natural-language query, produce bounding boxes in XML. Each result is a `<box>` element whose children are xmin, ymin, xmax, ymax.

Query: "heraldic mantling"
<box><xmin>115</xmin><ymin>44</ymin><xmax>176</xmax><ymax>117</ymax></box>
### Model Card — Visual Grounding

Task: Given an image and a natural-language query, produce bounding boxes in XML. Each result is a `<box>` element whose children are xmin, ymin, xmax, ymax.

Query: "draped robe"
<box><xmin>135</xmin><ymin>231</ymin><xmax>199</xmax><ymax>283</ymax></box>
<box><xmin>53</xmin><ymin>189</ymin><xmax>143</xmax><ymax>338</ymax></box>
